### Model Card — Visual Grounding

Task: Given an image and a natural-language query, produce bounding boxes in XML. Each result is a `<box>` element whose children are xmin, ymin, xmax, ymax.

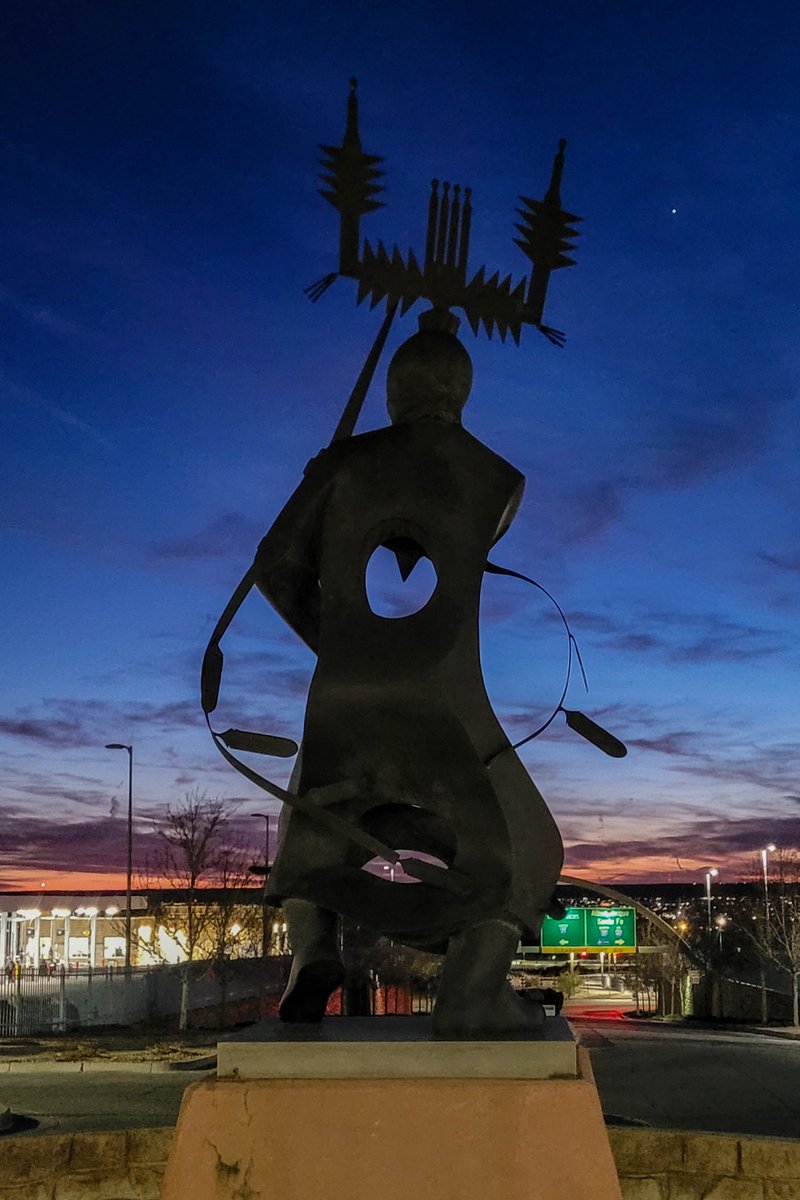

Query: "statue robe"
<box><xmin>255</xmin><ymin>418</ymin><xmax>563</xmax><ymax>944</ymax></box>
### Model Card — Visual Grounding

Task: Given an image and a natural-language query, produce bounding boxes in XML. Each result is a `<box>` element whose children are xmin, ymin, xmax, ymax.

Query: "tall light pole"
<box><xmin>705</xmin><ymin>868</ymin><xmax>718</xmax><ymax>929</ymax></box>
<box><xmin>252</xmin><ymin>813</ymin><xmax>272</xmax><ymax>958</ymax></box>
<box><xmin>759</xmin><ymin>844</ymin><xmax>777</xmax><ymax>1025</ymax></box>
<box><xmin>105</xmin><ymin>743</ymin><xmax>133</xmax><ymax>969</ymax></box>
<box><xmin>761</xmin><ymin>844</ymin><xmax>777</xmax><ymax>925</ymax></box>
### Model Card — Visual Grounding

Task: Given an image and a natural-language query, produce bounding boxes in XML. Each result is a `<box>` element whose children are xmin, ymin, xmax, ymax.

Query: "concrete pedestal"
<box><xmin>217</xmin><ymin>1013</ymin><xmax>579</xmax><ymax>1080</ymax></box>
<box><xmin>160</xmin><ymin>1018</ymin><xmax>622</xmax><ymax>1200</ymax></box>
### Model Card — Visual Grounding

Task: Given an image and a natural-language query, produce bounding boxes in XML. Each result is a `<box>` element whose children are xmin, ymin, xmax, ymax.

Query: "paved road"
<box><xmin>572</xmin><ymin>1016</ymin><xmax>800</xmax><ymax>1138</ymax></box>
<box><xmin>3</xmin><ymin>1018</ymin><xmax>800</xmax><ymax>1139</ymax></box>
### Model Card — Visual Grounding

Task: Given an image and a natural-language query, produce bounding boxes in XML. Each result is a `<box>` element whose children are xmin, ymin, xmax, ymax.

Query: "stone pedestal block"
<box><xmin>160</xmin><ymin>1021</ymin><xmax>621</xmax><ymax>1200</ymax></box>
<box><xmin>217</xmin><ymin>1013</ymin><xmax>579</xmax><ymax>1080</ymax></box>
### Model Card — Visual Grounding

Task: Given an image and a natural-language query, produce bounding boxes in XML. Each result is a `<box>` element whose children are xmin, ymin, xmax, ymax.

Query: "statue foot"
<box><xmin>279</xmin><ymin>957</ymin><xmax>345</xmax><ymax>1022</ymax></box>
<box><xmin>432</xmin><ymin>982</ymin><xmax>545</xmax><ymax>1039</ymax></box>
<box><xmin>431</xmin><ymin>917</ymin><xmax>549</xmax><ymax>1039</ymax></box>
<box><xmin>278</xmin><ymin>898</ymin><xmax>344</xmax><ymax>1022</ymax></box>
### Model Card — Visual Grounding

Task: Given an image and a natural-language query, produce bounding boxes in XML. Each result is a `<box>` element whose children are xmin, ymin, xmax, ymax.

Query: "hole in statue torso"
<box><xmin>365</xmin><ymin>541</ymin><xmax>438</xmax><ymax>618</ymax></box>
<box><xmin>361</xmin><ymin>853</ymin><xmax>450</xmax><ymax>883</ymax></box>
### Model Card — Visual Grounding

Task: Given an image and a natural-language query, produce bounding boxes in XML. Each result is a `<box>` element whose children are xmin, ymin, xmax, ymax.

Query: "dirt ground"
<box><xmin>0</xmin><ymin>1024</ymin><xmax>222</xmax><ymax>1063</ymax></box>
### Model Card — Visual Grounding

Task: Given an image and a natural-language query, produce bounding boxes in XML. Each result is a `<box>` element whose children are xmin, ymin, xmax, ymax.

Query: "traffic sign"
<box><xmin>539</xmin><ymin>905</ymin><xmax>637</xmax><ymax>954</ymax></box>
<box><xmin>585</xmin><ymin>907</ymin><xmax>637</xmax><ymax>952</ymax></box>
<box><xmin>540</xmin><ymin>908</ymin><xmax>587</xmax><ymax>952</ymax></box>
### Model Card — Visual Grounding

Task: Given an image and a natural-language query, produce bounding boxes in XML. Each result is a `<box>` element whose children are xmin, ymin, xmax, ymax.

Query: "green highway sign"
<box><xmin>540</xmin><ymin>907</ymin><xmax>586</xmax><ymax>952</ymax></box>
<box><xmin>538</xmin><ymin>905</ymin><xmax>637</xmax><ymax>954</ymax></box>
<box><xmin>585</xmin><ymin>906</ymin><xmax>636</xmax><ymax>951</ymax></box>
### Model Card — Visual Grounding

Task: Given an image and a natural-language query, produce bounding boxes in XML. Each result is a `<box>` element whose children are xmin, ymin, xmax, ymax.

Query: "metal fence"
<box><xmin>372</xmin><ymin>980</ymin><xmax>436</xmax><ymax>1015</ymax></box>
<box><xmin>0</xmin><ymin>965</ymin><xmax>137</xmax><ymax>1036</ymax></box>
<box><xmin>0</xmin><ymin>959</ymin><xmax>291</xmax><ymax>1037</ymax></box>
<box><xmin>0</xmin><ymin>961</ymin><xmax>436</xmax><ymax>1036</ymax></box>
<box><xmin>2</xmin><ymin>966</ymin><xmax>66</xmax><ymax>1036</ymax></box>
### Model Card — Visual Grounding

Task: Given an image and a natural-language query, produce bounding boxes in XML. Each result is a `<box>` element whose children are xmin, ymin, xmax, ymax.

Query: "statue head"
<box><xmin>386</xmin><ymin>309</ymin><xmax>473</xmax><ymax>425</ymax></box>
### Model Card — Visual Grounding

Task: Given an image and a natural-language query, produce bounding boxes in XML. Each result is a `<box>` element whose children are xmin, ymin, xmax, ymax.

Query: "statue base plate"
<box><xmin>160</xmin><ymin>1025</ymin><xmax>622</xmax><ymax>1200</ymax></box>
<box><xmin>217</xmin><ymin>1014</ymin><xmax>577</xmax><ymax>1080</ymax></box>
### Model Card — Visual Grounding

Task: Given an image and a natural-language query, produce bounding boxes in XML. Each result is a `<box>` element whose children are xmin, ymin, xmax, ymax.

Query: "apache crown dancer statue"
<box><xmin>201</xmin><ymin>81</ymin><xmax>626</xmax><ymax>1038</ymax></box>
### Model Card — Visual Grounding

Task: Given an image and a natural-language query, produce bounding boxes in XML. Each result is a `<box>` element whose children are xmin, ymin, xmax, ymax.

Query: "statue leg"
<box><xmin>432</xmin><ymin>916</ymin><xmax>545</xmax><ymax>1038</ymax></box>
<box><xmin>278</xmin><ymin>898</ymin><xmax>345</xmax><ymax>1022</ymax></box>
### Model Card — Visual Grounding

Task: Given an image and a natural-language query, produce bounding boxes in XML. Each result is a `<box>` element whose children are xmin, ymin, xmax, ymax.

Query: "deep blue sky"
<box><xmin>2</xmin><ymin>1</ymin><xmax>798</xmax><ymax>890</ymax></box>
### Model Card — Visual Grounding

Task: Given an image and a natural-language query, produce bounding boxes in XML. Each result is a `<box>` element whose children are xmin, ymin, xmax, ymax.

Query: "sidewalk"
<box><xmin>0</xmin><ymin>1027</ymin><xmax>218</xmax><ymax>1072</ymax></box>
<box><xmin>678</xmin><ymin>1018</ymin><xmax>800</xmax><ymax>1041</ymax></box>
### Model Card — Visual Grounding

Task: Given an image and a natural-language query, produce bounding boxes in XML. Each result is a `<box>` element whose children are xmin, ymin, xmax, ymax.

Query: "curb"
<box><xmin>0</xmin><ymin>1059</ymin><xmax>215</xmax><ymax>1074</ymax></box>
<box><xmin>623</xmin><ymin>1016</ymin><xmax>800</xmax><ymax>1041</ymax></box>
<box><xmin>168</xmin><ymin>1054</ymin><xmax>217</xmax><ymax>1071</ymax></box>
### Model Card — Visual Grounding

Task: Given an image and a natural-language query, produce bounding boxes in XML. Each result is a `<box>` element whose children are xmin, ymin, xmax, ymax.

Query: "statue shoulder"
<box><xmin>453</xmin><ymin>425</ymin><xmax>525</xmax><ymax>493</ymax></box>
<box><xmin>304</xmin><ymin>428</ymin><xmax>397</xmax><ymax>478</ymax></box>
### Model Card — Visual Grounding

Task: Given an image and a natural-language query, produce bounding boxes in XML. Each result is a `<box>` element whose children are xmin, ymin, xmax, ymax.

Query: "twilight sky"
<box><xmin>2</xmin><ymin>1</ymin><xmax>798</xmax><ymax>892</ymax></box>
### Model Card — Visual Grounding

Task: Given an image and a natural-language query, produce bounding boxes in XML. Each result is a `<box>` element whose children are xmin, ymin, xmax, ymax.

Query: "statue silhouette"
<box><xmin>255</xmin><ymin>313</ymin><xmax>563</xmax><ymax>1036</ymax></box>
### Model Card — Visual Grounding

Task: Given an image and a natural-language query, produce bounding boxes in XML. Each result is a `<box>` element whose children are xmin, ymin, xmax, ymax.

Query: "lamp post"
<box><xmin>251</xmin><ymin>813</ymin><xmax>272</xmax><ymax>958</ymax></box>
<box><xmin>105</xmin><ymin>743</ymin><xmax>133</xmax><ymax>969</ymax></box>
<box><xmin>761</xmin><ymin>844</ymin><xmax>777</xmax><ymax>925</ymax></box>
<box><xmin>705</xmin><ymin>868</ymin><xmax>718</xmax><ymax>929</ymax></box>
<box><xmin>759</xmin><ymin>844</ymin><xmax>777</xmax><ymax>1024</ymax></box>
<box><xmin>715</xmin><ymin>915</ymin><xmax>727</xmax><ymax>950</ymax></box>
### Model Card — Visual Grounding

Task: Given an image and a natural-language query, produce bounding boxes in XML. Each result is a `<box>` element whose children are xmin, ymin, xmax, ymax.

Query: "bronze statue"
<box><xmin>201</xmin><ymin>83</ymin><xmax>625</xmax><ymax>1037</ymax></box>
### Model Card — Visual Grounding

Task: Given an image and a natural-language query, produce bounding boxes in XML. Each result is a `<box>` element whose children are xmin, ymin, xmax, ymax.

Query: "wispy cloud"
<box><xmin>666</xmin><ymin>740</ymin><xmax>800</xmax><ymax>798</ymax></box>
<box><xmin>150</xmin><ymin>512</ymin><xmax>262</xmax><ymax>563</ymax></box>
<box><xmin>564</xmin><ymin>480</ymin><xmax>626</xmax><ymax>543</ymax></box>
<box><xmin>651</xmin><ymin>391</ymin><xmax>775</xmax><ymax>490</ymax></box>
<box><xmin>516</xmin><ymin>473</ymin><xmax>635</xmax><ymax>548</ymax></box>
<box><xmin>567</xmin><ymin>605</ymin><xmax>794</xmax><ymax>666</ymax></box>
<box><xmin>0</xmin><ymin>814</ymin><xmax>140</xmax><ymax>874</ymax></box>
<box><xmin>565</xmin><ymin>813</ymin><xmax>800</xmax><ymax>875</ymax></box>
<box><xmin>0</xmin><ymin>697</ymin><xmax>202</xmax><ymax>753</ymax></box>
<box><xmin>512</xmin><ymin>381</ymin><xmax>791</xmax><ymax>548</ymax></box>
<box><xmin>627</xmin><ymin>731</ymin><xmax>707</xmax><ymax>757</ymax></box>
<box><xmin>0</xmin><ymin>716</ymin><xmax>90</xmax><ymax>748</ymax></box>
<box><xmin>0</xmin><ymin>365</ymin><xmax>111</xmax><ymax>449</ymax></box>
<box><xmin>759</xmin><ymin>550</ymin><xmax>800</xmax><ymax>574</ymax></box>
<box><xmin>0</xmin><ymin>282</ymin><xmax>95</xmax><ymax>343</ymax></box>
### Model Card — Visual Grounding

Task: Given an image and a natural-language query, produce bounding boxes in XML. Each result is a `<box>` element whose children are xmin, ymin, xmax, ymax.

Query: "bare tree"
<box><xmin>203</xmin><ymin>844</ymin><xmax>260</xmax><ymax>1028</ymax></box>
<box><xmin>106</xmin><ymin>791</ymin><xmax>268</xmax><ymax>1030</ymax></box>
<box><xmin>143</xmin><ymin>791</ymin><xmax>244</xmax><ymax>1031</ymax></box>
<box><xmin>746</xmin><ymin>850</ymin><xmax>800</xmax><ymax>1027</ymax></box>
<box><xmin>633</xmin><ymin>936</ymin><xmax>689</xmax><ymax>1017</ymax></box>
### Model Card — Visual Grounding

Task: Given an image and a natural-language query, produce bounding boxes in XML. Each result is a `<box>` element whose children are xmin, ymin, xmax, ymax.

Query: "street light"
<box><xmin>105</xmin><ymin>743</ymin><xmax>133</xmax><ymax>969</ymax></box>
<box><xmin>715</xmin><ymin>915</ymin><xmax>727</xmax><ymax>949</ymax></box>
<box><xmin>761</xmin><ymin>844</ymin><xmax>777</xmax><ymax>925</ymax></box>
<box><xmin>251</xmin><ymin>813</ymin><xmax>272</xmax><ymax>958</ymax></box>
<box><xmin>705</xmin><ymin>868</ymin><xmax>718</xmax><ymax>928</ymax></box>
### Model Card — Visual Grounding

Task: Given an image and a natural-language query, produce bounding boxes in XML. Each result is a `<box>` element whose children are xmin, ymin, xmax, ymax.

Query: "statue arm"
<box><xmin>254</xmin><ymin>455</ymin><xmax>333</xmax><ymax>653</ymax></box>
